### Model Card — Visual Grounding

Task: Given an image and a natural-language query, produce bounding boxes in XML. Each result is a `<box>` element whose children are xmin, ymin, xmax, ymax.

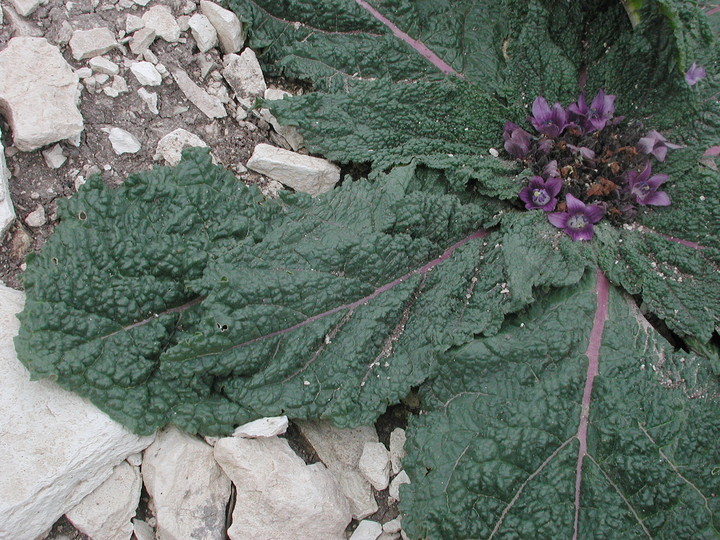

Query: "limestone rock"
<box><xmin>214</xmin><ymin>436</ymin><xmax>352</xmax><ymax>540</ymax></box>
<box><xmin>130</xmin><ymin>61</ymin><xmax>162</xmax><ymax>86</ymax></box>
<box><xmin>126</xmin><ymin>14</ymin><xmax>145</xmax><ymax>33</ymax></box>
<box><xmin>1</xmin><ymin>3</ymin><xmax>43</xmax><ymax>37</ymax></box>
<box><xmin>233</xmin><ymin>415</ymin><xmax>288</xmax><ymax>438</ymax></box>
<box><xmin>188</xmin><ymin>13</ymin><xmax>218</xmax><ymax>53</ymax></box>
<box><xmin>65</xmin><ymin>461</ymin><xmax>142</xmax><ymax>540</ymax></box>
<box><xmin>130</xmin><ymin>27</ymin><xmax>156</xmax><ymax>55</ymax></box>
<box><xmin>137</xmin><ymin>88</ymin><xmax>159</xmax><ymax>114</ymax></box>
<box><xmin>24</xmin><ymin>204</ymin><xmax>45</xmax><ymax>227</ymax></box>
<box><xmin>142</xmin><ymin>427</ymin><xmax>231</xmax><ymax>540</ymax></box>
<box><xmin>69</xmin><ymin>28</ymin><xmax>118</xmax><ymax>60</ymax></box>
<box><xmin>389</xmin><ymin>428</ymin><xmax>406</xmax><ymax>475</ymax></box>
<box><xmin>296</xmin><ymin>420</ymin><xmax>378</xmax><ymax>519</ymax></box>
<box><xmin>42</xmin><ymin>144</ymin><xmax>67</xmax><ymax>169</ymax></box>
<box><xmin>142</xmin><ymin>5</ymin><xmax>180</xmax><ymax>43</ymax></box>
<box><xmin>247</xmin><ymin>144</ymin><xmax>341</xmax><ymax>197</ymax></box>
<box><xmin>351</xmin><ymin>520</ymin><xmax>383</xmax><ymax>540</ymax></box>
<box><xmin>89</xmin><ymin>56</ymin><xmax>120</xmax><ymax>76</ymax></box>
<box><xmin>388</xmin><ymin>470</ymin><xmax>410</xmax><ymax>501</ymax></box>
<box><xmin>154</xmin><ymin>128</ymin><xmax>209</xmax><ymax>166</ymax></box>
<box><xmin>222</xmin><ymin>49</ymin><xmax>266</xmax><ymax>99</ymax></box>
<box><xmin>132</xmin><ymin>519</ymin><xmax>155</xmax><ymax>540</ymax></box>
<box><xmin>106</xmin><ymin>127</ymin><xmax>141</xmax><ymax>155</ymax></box>
<box><xmin>7</xmin><ymin>0</ymin><xmax>46</xmax><ymax>17</ymax></box>
<box><xmin>383</xmin><ymin>519</ymin><xmax>402</xmax><ymax>534</ymax></box>
<box><xmin>0</xmin><ymin>285</ymin><xmax>154</xmax><ymax>539</ymax></box>
<box><xmin>0</xmin><ymin>37</ymin><xmax>84</xmax><ymax>151</ymax></box>
<box><xmin>200</xmin><ymin>0</ymin><xmax>245</xmax><ymax>53</ymax></box>
<box><xmin>172</xmin><ymin>68</ymin><xmax>227</xmax><ymax>118</ymax></box>
<box><xmin>0</xmin><ymin>137</ymin><xmax>15</xmax><ymax>242</ymax></box>
<box><xmin>260</xmin><ymin>88</ymin><xmax>304</xmax><ymax>151</ymax></box>
<box><xmin>359</xmin><ymin>442</ymin><xmax>391</xmax><ymax>491</ymax></box>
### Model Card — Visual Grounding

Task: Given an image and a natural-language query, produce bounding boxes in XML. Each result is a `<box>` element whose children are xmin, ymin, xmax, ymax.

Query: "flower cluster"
<box><xmin>503</xmin><ymin>90</ymin><xmax>683</xmax><ymax>241</ymax></box>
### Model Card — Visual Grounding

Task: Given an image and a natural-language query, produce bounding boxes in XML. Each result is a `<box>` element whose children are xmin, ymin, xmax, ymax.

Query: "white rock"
<box><xmin>0</xmin><ymin>1</ymin><xmax>3</xmax><ymax>24</ymax></box>
<box><xmin>89</xmin><ymin>56</ymin><xmax>120</xmax><ymax>76</ymax></box>
<box><xmin>142</xmin><ymin>427</ymin><xmax>231</xmax><ymax>540</ymax></box>
<box><xmin>378</xmin><ymin>533</ymin><xmax>401</xmax><ymax>540</ymax></box>
<box><xmin>130</xmin><ymin>61</ymin><xmax>162</xmax><ymax>86</ymax></box>
<box><xmin>383</xmin><ymin>519</ymin><xmax>402</xmax><ymax>534</ymax></box>
<box><xmin>214</xmin><ymin>436</ymin><xmax>352</xmax><ymax>540</ymax></box>
<box><xmin>155</xmin><ymin>63</ymin><xmax>168</xmax><ymax>76</ymax></box>
<box><xmin>222</xmin><ymin>49</ymin><xmax>266</xmax><ymax>99</ymax></box>
<box><xmin>95</xmin><ymin>73</ymin><xmax>110</xmax><ymax>85</ymax></box>
<box><xmin>177</xmin><ymin>15</ymin><xmax>191</xmax><ymax>31</ymax></box>
<box><xmin>132</xmin><ymin>519</ymin><xmax>155</xmax><ymax>540</ymax></box>
<box><xmin>107</xmin><ymin>127</ymin><xmax>141</xmax><ymax>154</ymax></box>
<box><xmin>188</xmin><ymin>13</ymin><xmax>217</xmax><ymax>53</ymax></box>
<box><xmin>0</xmin><ymin>286</ymin><xmax>155</xmax><ymax>539</ymax></box>
<box><xmin>69</xmin><ymin>28</ymin><xmax>118</xmax><ymax>60</ymax></box>
<box><xmin>359</xmin><ymin>442</ymin><xmax>391</xmax><ymax>491</ymax></box>
<box><xmin>24</xmin><ymin>204</ymin><xmax>45</xmax><ymax>227</ymax></box>
<box><xmin>42</xmin><ymin>144</ymin><xmax>67</xmax><ymax>169</ymax></box>
<box><xmin>76</xmin><ymin>67</ymin><xmax>93</xmax><ymax>79</ymax></box>
<box><xmin>172</xmin><ymin>68</ymin><xmax>227</xmax><ymax>118</ymax></box>
<box><xmin>296</xmin><ymin>420</ymin><xmax>378</xmax><ymax>519</ymax></box>
<box><xmin>142</xmin><ymin>48</ymin><xmax>159</xmax><ymax>64</ymax></box>
<box><xmin>65</xmin><ymin>461</ymin><xmax>142</xmax><ymax>540</ymax></box>
<box><xmin>137</xmin><ymin>87</ymin><xmax>159</xmax><ymax>114</ymax></box>
<box><xmin>126</xmin><ymin>14</ymin><xmax>145</xmax><ymax>33</ymax></box>
<box><xmin>247</xmin><ymin>144</ymin><xmax>341</xmax><ymax>197</ymax></box>
<box><xmin>233</xmin><ymin>415</ymin><xmax>288</xmax><ymax>438</ymax></box>
<box><xmin>351</xmin><ymin>520</ymin><xmax>383</xmax><ymax>540</ymax></box>
<box><xmin>7</xmin><ymin>0</ymin><xmax>46</xmax><ymax>17</ymax></box>
<box><xmin>389</xmin><ymin>428</ymin><xmax>406</xmax><ymax>475</ymax></box>
<box><xmin>154</xmin><ymin>128</ymin><xmax>208</xmax><ymax>165</ymax></box>
<box><xmin>0</xmin><ymin>137</ymin><xmax>14</xmax><ymax>242</ymax></box>
<box><xmin>0</xmin><ymin>37</ymin><xmax>84</xmax><ymax>152</ymax></box>
<box><xmin>200</xmin><ymin>0</ymin><xmax>244</xmax><ymax>53</ymax></box>
<box><xmin>104</xmin><ymin>87</ymin><xmax>119</xmax><ymax>98</ymax></box>
<box><xmin>142</xmin><ymin>5</ymin><xmax>180</xmax><ymax>43</ymax></box>
<box><xmin>133</xmin><ymin>0</ymin><xmax>151</xmax><ymax>6</ymax></box>
<box><xmin>130</xmin><ymin>27</ymin><xmax>156</xmax><ymax>55</ymax></box>
<box><xmin>388</xmin><ymin>470</ymin><xmax>410</xmax><ymax>501</ymax></box>
<box><xmin>112</xmin><ymin>75</ymin><xmax>129</xmax><ymax>94</ymax></box>
<box><xmin>260</xmin><ymin>88</ymin><xmax>304</xmax><ymax>151</ymax></box>
<box><xmin>126</xmin><ymin>453</ymin><xmax>143</xmax><ymax>467</ymax></box>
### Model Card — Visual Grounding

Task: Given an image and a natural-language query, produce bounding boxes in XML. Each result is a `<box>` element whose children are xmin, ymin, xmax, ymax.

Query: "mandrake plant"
<box><xmin>15</xmin><ymin>1</ymin><xmax>720</xmax><ymax>538</ymax></box>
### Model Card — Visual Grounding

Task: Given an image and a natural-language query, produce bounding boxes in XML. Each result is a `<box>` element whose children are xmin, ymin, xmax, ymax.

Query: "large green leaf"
<box><xmin>402</xmin><ymin>271</ymin><xmax>720</xmax><ymax>538</ymax></box>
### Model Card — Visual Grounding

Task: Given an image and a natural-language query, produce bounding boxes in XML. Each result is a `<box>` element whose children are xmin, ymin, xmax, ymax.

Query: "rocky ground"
<box><xmin>0</xmin><ymin>0</ymin><xmax>414</xmax><ymax>538</ymax></box>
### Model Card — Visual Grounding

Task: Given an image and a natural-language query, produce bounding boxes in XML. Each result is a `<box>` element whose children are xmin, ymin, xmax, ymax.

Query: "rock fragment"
<box><xmin>388</xmin><ymin>470</ymin><xmax>410</xmax><ymax>501</ymax></box>
<box><xmin>296</xmin><ymin>420</ymin><xmax>378</xmax><ymax>519</ymax></box>
<box><xmin>7</xmin><ymin>0</ymin><xmax>46</xmax><ymax>17</ymax></box>
<box><xmin>65</xmin><ymin>461</ymin><xmax>142</xmax><ymax>540</ymax></box>
<box><xmin>89</xmin><ymin>56</ymin><xmax>120</xmax><ymax>76</ymax></box>
<box><xmin>172</xmin><ymin>68</ymin><xmax>227</xmax><ymax>118</ymax></box>
<box><xmin>0</xmin><ymin>286</ymin><xmax>154</xmax><ymax>539</ymax></box>
<box><xmin>142</xmin><ymin>427</ymin><xmax>231</xmax><ymax>540</ymax></box>
<box><xmin>351</xmin><ymin>520</ymin><xmax>383</xmax><ymax>540</ymax></box>
<box><xmin>126</xmin><ymin>14</ymin><xmax>145</xmax><ymax>33</ymax></box>
<box><xmin>69</xmin><ymin>28</ymin><xmax>118</xmax><ymax>60</ymax></box>
<box><xmin>383</xmin><ymin>519</ymin><xmax>402</xmax><ymax>534</ymax></box>
<box><xmin>247</xmin><ymin>144</ymin><xmax>341</xmax><ymax>197</ymax></box>
<box><xmin>130</xmin><ymin>61</ymin><xmax>162</xmax><ymax>86</ymax></box>
<box><xmin>142</xmin><ymin>5</ymin><xmax>180</xmax><ymax>43</ymax></box>
<box><xmin>200</xmin><ymin>0</ymin><xmax>245</xmax><ymax>53</ymax></box>
<box><xmin>154</xmin><ymin>128</ymin><xmax>208</xmax><ymax>165</ymax></box>
<box><xmin>222</xmin><ymin>49</ymin><xmax>266</xmax><ymax>99</ymax></box>
<box><xmin>137</xmin><ymin>88</ymin><xmax>159</xmax><ymax>114</ymax></box>
<box><xmin>0</xmin><ymin>137</ymin><xmax>15</xmax><ymax>242</ymax></box>
<box><xmin>260</xmin><ymin>88</ymin><xmax>304</xmax><ymax>151</ymax></box>
<box><xmin>0</xmin><ymin>37</ymin><xmax>84</xmax><ymax>151</ymax></box>
<box><xmin>358</xmin><ymin>442</ymin><xmax>391</xmax><ymax>491</ymax></box>
<box><xmin>132</xmin><ymin>519</ymin><xmax>155</xmax><ymax>540</ymax></box>
<box><xmin>106</xmin><ymin>127</ymin><xmax>141</xmax><ymax>154</ymax></box>
<box><xmin>24</xmin><ymin>205</ymin><xmax>46</xmax><ymax>227</ymax></box>
<box><xmin>188</xmin><ymin>13</ymin><xmax>218</xmax><ymax>53</ymax></box>
<box><xmin>130</xmin><ymin>27</ymin><xmax>156</xmax><ymax>55</ymax></box>
<box><xmin>389</xmin><ymin>428</ymin><xmax>406</xmax><ymax>475</ymax></box>
<box><xmin>233</xmin><ymin>415</ymin><xmax>289</xmax><ymax>438</ymax></box>
<box><xmin>2</xmin><ymin>4</ymin><xmax>43</xmax><ymax>37</ymax></box>
<box><xmin>42</xmin><ymin>144</ymin><xmax>67</xmax><ymax>169</ymax></box>
<box><xmin>214</xmin><ymin>436</ymin><xmax>352</xmax><ymax>540</ymax></box>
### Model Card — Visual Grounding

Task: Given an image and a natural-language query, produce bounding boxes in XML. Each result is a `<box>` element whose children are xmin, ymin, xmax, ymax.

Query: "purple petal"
<box><xmin>547</xmin><ymin>212</ymin><xmax>568</xmax><ymax>229</ymax></box>
<box><xmin>532</xmin><ymin>96</ymin><xmax>551</xmax><ymax>121</ymax></box>
<box><xmin>584</xmin><ymin>204</ymin><xmax>605</xmax><ymax>223</ymax></box>
<box><xmin>635</xmin><ymin>162</ymin><xmax>652</xmax><ymax>184</ymax></box>
<box><xmin>538</xmin><ymin>198</ymin><xmax>558</xmax><ymax>212</ymax></box>
<box><xmin>527</xmin><ymin>176</ymin><xmax>546</xmax><ymax>189</ymax></box>
<box><xmin>543</xmin><ymin>160</ymin><xmax>559</xmax><ymax>178</ymax></box>
<box><xmin>636</xmin><ymin>136</ymin><xmax>656</xmax><ymax>155</ymax></box>
<box><xmin>567</xmin><ymin>225</ymin><xmax>595</xmax><ymax>242</ymax></box>
<box><xmin>642</xmin><ymin>191</ymin><xmax>671</xmax><ymax>206</ymax></box>
<box><xmin>503</xmin><ymin>122</ymin><xmax>520</xmax><ymax>140</ymax></box>
<box><xmin>518</xmin><ymin>187</ymin><xmax>534</xmax><ymax>207</ymax></box>
<box><xmin>647</xmin><ymin>173</ymin><xmax>669</xmax><ymax>189</ymax></box>
<box><xmin>565</xmin><ymin>193</ymin><xmax>585</xmax><ymax>213</ymax></box>
<box><xmin>651</xmin><ymin>145</ymin><xmax>668</xmax><ymax>162</ymax></box>
<box><xmin>685</xmin><ymin>62</ymin><xmax>706</xmax><ymax>85</ymax></box>
<box><xmin>545</xmin><ymin>177</ymin><xmax>563</xmax><ymax>197</ymax></box>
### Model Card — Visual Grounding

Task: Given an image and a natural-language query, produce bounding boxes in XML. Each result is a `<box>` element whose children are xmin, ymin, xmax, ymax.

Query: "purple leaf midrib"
<box><xmin>572</xmin><ymin>269</ymin><xmax>610</xmax><ymax>540</ymax></box>
<box><xmin>354</xmin><ymin>0</ymin><xmax>463</xmax><ymax>78</ymax></box>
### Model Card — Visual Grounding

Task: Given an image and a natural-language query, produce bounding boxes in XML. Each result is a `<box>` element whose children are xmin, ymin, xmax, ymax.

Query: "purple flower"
<box><xmin>568</xmin><ymin>89</ymin><xmax>616</xmax><ymax>133</ymax></box>
<box><xmin>503</xmin><ymin>122</ymin><xmax>532</xmax><ymax>158</ymax></box>
<box><xmin>529</xmin><ymin>96</ymin><xmax>569</xmax><ymax>137</ymax></box>
<box><xmin>636</xmin><ymin>130</ymin><xmax>683</xmax><ymax>162</ymax></box>
<box><xmin>626</xmin><ymin>162</ymin><xmax>671</xmax><ymax>206</ymax></box>
<box><xmin>543</xmin><ymin>160</ymin><xmax>559</xmax><ymax>178</ymax></box>
<box><xmin>548</xmin><ymin>194</ymin><xmax>604</xmax><ymax>241</ymax></box>
<box><xmin>519</xmin><ymin>176</ymin><xmax>563</xmax><ymax>211</ymax></box>
<box><xmin>685</xmin><ymin>62</ymin><xmax>706</xmax><ymax>85</ymax></box>
<box><xmin>566</xmin><ymin>144</ymin><xmax>596</xmax><ymax>160</ymax></box>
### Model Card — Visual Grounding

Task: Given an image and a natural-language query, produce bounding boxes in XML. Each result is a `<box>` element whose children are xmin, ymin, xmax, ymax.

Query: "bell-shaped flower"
<box><xmin>568</xmin><ymin>90</ymin><xmax>616</xmax><ymax>133</ymax></box>
<box><xmin>636</xmin><ymin>130</ymin><xmax>683</xmax><ymax>162</ymax></box>
<box><xmin>542</xmin><ymin>160</ymin><xmax>560</xmax><ymax>178</ymax></box>
<box><xmin>626</xmin><ymin>162</ymin><xmax>671</xmax><ymax>206</ymax></box>
<box><xmin>519</xmin><ymin>176</ymin><xmax>562</xmax><ymax>211</ymax></box>
<box><xmin>685</xmin><ymin>62</ymin><xmax>706</xmax><ymax>86</ymax></box>
<box><xmin>548</xmin><ymin>194</ymin><xmax>604</xmax><ymax>241</ymax></box>
<box><xmin>529</xmin><ymin>96</ymin><xmax>569</xmax><ymax>137</ymax></box>
<box><xmin>503</xmin><ymin>122</ymin><xmax>532</xmax><ymax>158</ymax></box>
